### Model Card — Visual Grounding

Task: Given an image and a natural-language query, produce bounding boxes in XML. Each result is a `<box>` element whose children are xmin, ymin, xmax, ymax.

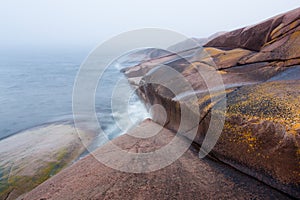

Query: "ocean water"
<box><xmin>0</xmin><ymin>48</ymin><xmax>149</xmax><ymax>144</ymax></box>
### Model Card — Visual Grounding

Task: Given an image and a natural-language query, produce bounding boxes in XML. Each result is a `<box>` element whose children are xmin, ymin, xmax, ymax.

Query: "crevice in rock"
<box><xmin>4</xmin><ymin>189</ymin><xmax>13</xmax><ymax>200</ymax></box>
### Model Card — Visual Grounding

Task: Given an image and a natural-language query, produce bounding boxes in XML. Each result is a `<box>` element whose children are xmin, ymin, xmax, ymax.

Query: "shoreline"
<box><xmin>0</xmin><ymin>121</ymin><xmax>96</xmax><ymax>199</ymax></box>
<box><xmin>0</xmin><ymin>119</ymin><xmax>75</xmax><ymax>141</ymax></box>
<box><xmin>20</xmin><ymin>119</ymin><xmax>293</xmax><ymax>200</ymax></box>
<box><xmin>2</xmin><ymin>7</ymin><xmax>299</xmax><ymax>199</ymax></box>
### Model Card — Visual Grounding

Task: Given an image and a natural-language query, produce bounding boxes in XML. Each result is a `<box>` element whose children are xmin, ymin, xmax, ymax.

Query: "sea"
<box><xmin>0</xmin><ymin>47</ymin><xmax>149</xmax><ymax>146</ymax></box>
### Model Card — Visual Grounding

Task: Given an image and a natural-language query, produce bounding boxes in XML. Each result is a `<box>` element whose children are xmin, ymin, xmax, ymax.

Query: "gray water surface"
<box><xmin>0</xmin><ymin>48</ymin><xmax>149</xmax><ymax>143</ymax></box>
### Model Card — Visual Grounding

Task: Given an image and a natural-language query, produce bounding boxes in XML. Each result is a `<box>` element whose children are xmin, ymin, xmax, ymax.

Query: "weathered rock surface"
<box><xmin>123</xmin><ymin>8</ymin><xmax>300</xmax><ymax>198</ymax></box>
<box><xmin>205</xmin><ymin>7</ymin><xmax>300</xmax><ymax>51</ymax></box>
<box><xmin>19</xmin><ymin>8</ymin><xmax>300</xmax><ymax>200</ymax></box>
<box><xmin>0</xmin><ymin>123</ymin><xmax>95</xmax><ymax>200</ymax></box>
<box><xmin>210</xmin><ymin>81</ymin><xmax>300</xmax><ymax>196</ymax></box>
<box><xmin>20</xmin><ymin>120</ymin><xmax>292</xmax><ymax>200</ymax></box>
<box><xmin>205</xmin><ymin>7</ymin><xmax>300</xmax><ymax>69</ymax></box>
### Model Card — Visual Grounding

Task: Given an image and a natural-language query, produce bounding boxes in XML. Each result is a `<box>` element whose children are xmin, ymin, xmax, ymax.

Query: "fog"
<box><xmin>0</xmin><ymin>0</ymin><xmax>299</xmax><ymax>49</ymax></box>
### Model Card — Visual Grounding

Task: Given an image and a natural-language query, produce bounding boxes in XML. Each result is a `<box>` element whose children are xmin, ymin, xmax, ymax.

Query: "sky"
<box><xmin>0</xmin><ymin>0</ymin><xmax>299</xmax><ymax>49</ymax></box>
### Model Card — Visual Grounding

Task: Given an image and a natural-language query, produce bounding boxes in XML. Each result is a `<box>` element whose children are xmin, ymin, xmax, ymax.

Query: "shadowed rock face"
<box><xmin>123</xmin><ymin>8</ymin><xmax>300</xmax><ymax>198</ymax></box>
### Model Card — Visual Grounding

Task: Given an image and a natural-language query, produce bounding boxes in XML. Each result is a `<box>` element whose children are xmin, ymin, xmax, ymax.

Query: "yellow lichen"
<box><xmin>0</xmin><ymin>147</ymin><xmax>77</xmax><ymax>199</ymax></box>
<box><xmin>270</xmin><ymin>23</ymin><xmax>284</xmax><ymax>39</ymax></box>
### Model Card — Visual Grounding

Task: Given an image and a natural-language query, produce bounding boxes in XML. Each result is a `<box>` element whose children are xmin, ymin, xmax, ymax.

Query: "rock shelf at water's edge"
<box><xmin>9</xmin><ymin>7</ymin><xmax>300</xmax><ymax>199</ymax></box>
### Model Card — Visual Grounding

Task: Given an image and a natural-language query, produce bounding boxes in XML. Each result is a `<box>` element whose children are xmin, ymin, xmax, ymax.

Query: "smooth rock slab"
<box><xmin>20</xmin><ymin>120</ymin><xmax>292</xmax><ymax>200</ymax></box>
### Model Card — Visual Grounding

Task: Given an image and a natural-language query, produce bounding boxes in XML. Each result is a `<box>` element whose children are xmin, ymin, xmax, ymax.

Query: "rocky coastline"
<box><xmin>19</xmin><ymin>120</ymin><xmax>293</xmax><ymax>200</ymax></box>
<box><xmin>0</xmin><ymin>123</ymin><xmax>95</xmax><ymax>200</ymax></box>
<box><xmin>123</xmin><ymin>7</ymin><xmax>300</xmax><ymax>198</ymax></box>
<box><xmin>12</xmin><ymin>7</ymin><xmax>300</xmax><ymax>199</ymax></box>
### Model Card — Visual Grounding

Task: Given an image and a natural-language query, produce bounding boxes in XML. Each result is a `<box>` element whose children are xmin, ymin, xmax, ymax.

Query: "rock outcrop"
<box><xmin>20</xmin><ymin>120</ymin><xmax>292</xmax><ymax>200</ymax></box>
<box><xmin>123</xmin><ymin>7</ymin><xmax>300</xmax><ymax>198</ymax></box>
<box><xmin>0</xmin><ymin>123</ymin><xmax>95</xmax><ymax>200</ymax></box>
<box><xmin>18</xmin><ymin>8</ymin><xmax>300</xmax><ymax>200</ymax></box>
<box><xmin>205</xmin><ymin>7</ymin><xmax>300</xmax><ymax>69</ymax></box>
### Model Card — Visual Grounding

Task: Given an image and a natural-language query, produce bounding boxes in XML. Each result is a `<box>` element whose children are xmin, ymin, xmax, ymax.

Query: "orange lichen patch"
<box><xmin>292</xmin><ymin>123</ymin><xmax>300</xmax><ymax>131</ymax></box>
<box><xmin>290</xmin><ymin>19</ymin><xmax>300</xmax><ymax>30</ymax></box>
<box><xmin>270</xmin><ymin>58</ymin><xmax>300</xmax><ymax>69</ymax></box>
<box><xmin>197</xmin><ymin>89</ymin><xmax>232</xmax><ymax>105</ymax></box>
<box><xmin>200</xmin><ymin>47</ymin><xmax>253</xmax><ymax>69</ymax></box>
<box><xmin>219</xmin><ymin>110</ymin><xmax>300</xmax><ymax>185</ymax></box>
<box><xmin>204</xmin><ymin>47</ymin><xmax>225</xmax><ymax>57</ymax></box>
<box><xmin>181</xmin><ymin>61</ymin><xmax>217</xmax><ymax>76</ymax></box>
<box><xmin>271</xmin><ymin>19</ymin><xmax>300</xmax><ymax>41</ymax></box>
<box><xmin>225</xmin><ymin>81</ymin><xmax>300</xmax><ymax>131</ymax></box>
<box><xmin>214</xmin><ymin>49</ymin><xmax>253</xmax><ymax>69</ymax></box>
<box><xmin>226</xmin><ymin>81</ymin><xmax>300</xmax><ymax>140</ymax></box>
<box><xmin>270</xmin><ymin>23</ymin><xmax>285</xmax><ymax>39</ymax></box>
<box><xmin>284</xmin><ymin>57</ymin><xmax>300</xmax><ymax>67</ymax></box>
<box><xmin>218</xmin><ymin>70</ymin><xmax>227</xmax><ymax>75</ymax></box>
<box><xmin>290</xmin><ymin>123</ymin><xmax>300</xmax><ymax>135</ymax></box>
<box><xmin>224</xmin><ymin>122</ymin><xmax>258</xmax><ymax>149</ymax></box>
<box><xmin>287</xmin><ymin>30</ymin><xmax>300</xmax><ymax>58</ymax></box>
<box><xmin>223</xmin><ymin>119</ymin><xmax>258</xmax><ymax>151</ymax></box>
<box><xmin>194</xmin><ymin>89</ymin><xmax>231</xmax><ymax>117</ymax></box>
<box><xmin>246</xmin><ymin>30</ymin><xmax>300</xmax><ymax>64</ymax></box>
<box><xmin>182</xmin><ymin>62</ymin><xmax>209</xmax><ymax>75</ymax></box>
<box><xmin>265</xmin><ymin>19</ymin><xmax>300</xmax><ymax>50</ymax></box>
<box><xmin>297</xmin><ymin>149</ymin><xmax>300</xmax><ymax>156</ymax></box>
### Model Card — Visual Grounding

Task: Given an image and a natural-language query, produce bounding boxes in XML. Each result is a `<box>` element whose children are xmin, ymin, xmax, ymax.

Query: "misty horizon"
<box><xmin>1</xmin><ymin>1</ymin><xmax>299</xmax><ymax>50</ymax></box>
